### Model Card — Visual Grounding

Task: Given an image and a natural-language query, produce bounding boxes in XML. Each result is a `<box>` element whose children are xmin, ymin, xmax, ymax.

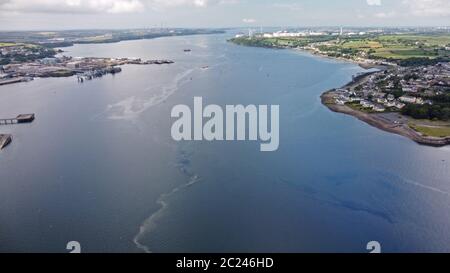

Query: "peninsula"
<box><xmin>0</xmin><ymin>29</ymin><xmax>225</xmax><ymax>48</ymax></box>
<box><xmin>230</xmin><ymin>27</ymin><xmax>450</xmax><ymax>146</ymax></box>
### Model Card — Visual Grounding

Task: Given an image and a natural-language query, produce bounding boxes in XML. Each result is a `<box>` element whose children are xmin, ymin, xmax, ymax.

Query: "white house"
<box><xmin>394</xmin><ymin>102</ymin><xmax>406</xmax><ymax>109</ymax></box>
<box><xmin>384</xmin><ymin>101</ymin><xmax>396</xmax><ymax>108</ymax></box>
<box><xmin>373</xmin><ymin>105</ymin><xmax>386</xmax><ymax>112</ymax></box>
<box><xmin>399</xmin><ymin>96</ymin><xmax>417</xmax><ymax>104</ymax></box>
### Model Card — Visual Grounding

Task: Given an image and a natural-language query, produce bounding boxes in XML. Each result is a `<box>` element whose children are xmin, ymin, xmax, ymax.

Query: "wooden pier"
<box><xmin>0</xmin><ymin>134</ymin><xmax>12</xmax><ymax>150</ymax></box>
<box><xmin>0</xmin><ymin>114</ymin><xmax>35</xmax><ymax>125</ymax></box>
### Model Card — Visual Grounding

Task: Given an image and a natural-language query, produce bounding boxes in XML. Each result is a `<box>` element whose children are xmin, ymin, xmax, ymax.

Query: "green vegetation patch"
<box><xmin>0</xmin><ymin>42</ymin><xmax>17</xmax><ymax>47</ymax></box>
<box><xmin>230</xmin><ymin>36</ymin><xmax>334</xmax><ymax>49</ymax></box>
<box><xmin>409</xmin><ymin>123</ymin><xmax>450</xmax><ymax>137</ymax></box>
<box><xmin>346</xmin><ymin>102</ymin><xmax>375</xmax><ymax>113</ymax></box>
<box><xmin>247</xmin><ymin>33</ymin><xmax>450</xmax><ymax>64</ymax></box>
<box><xmin>341</xmin><ymin>40</ymin><xmax>383</xmax><ymax>50</ymax></box>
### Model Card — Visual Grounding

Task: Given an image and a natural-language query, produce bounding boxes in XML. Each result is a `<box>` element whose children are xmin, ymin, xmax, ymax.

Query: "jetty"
<box><xmin>0</xmin><ymin>77</ymin><xmax>25</xmax><ymax>86</ymax></box>
<box><xmin>0</xmin><ymin>114</ymin><xmax>35</xmax><ymax>125</ymax></box>
<box><xmin>0</xmin><ymin>134</ymin><xmax>12</xmax><ymax>150</ymax></box>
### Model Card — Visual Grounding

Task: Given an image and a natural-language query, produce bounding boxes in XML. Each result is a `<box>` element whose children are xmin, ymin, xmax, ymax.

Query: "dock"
<box><xmin>0</xmin><ymin>77</ymin><xmax>27</xmax><ymax>86</ymax></box>
<box><xmin>0</xmin><ymin>134</ymin><xmax>12</xmax><ymax>150</ymax></box>
<box><xmin>0</xmin><ymin>114</ymin><xmax>35</xmax><ymax>125</ymax></box>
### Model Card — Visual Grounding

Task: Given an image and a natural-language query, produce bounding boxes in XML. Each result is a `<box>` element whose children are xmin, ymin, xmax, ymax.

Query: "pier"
<box><xmin>0</xmin><ymin>114</ymin><xmax>35</xmax><ymax>125</ymax></box>
<box><xmin>0</xmin><ymin>77</ymin><xmax>24</xmax><ymax>86</ymax></box>
<box><xmin>0</xmin><ymin>134</ymin><xmax>12</xmax><ymax>150</ymax></box>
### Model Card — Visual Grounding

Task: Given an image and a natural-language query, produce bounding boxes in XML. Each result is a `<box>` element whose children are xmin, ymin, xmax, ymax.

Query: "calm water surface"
<box><xmin>0</xmin><ymin>33</ymin><xmax>449</xmax><ymax>253</ymax></box>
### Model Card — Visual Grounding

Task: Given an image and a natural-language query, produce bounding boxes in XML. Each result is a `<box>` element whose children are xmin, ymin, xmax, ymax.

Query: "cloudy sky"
<box><xmin>0</xmin><ymin>0</ymin><xmax>449</xmax><ymax>30</ymax></box>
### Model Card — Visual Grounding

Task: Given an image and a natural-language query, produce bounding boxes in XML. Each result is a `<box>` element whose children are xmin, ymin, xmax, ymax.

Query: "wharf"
<box><xmin>0</xmin><ymin>114</ymin><xmax>35</xmax><ymax>125</ymax></box>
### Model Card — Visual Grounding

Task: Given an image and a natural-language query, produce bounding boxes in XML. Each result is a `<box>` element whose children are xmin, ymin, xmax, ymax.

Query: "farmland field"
<box><xmin>231</xmin><ymin>33</ymin><xmax>450</xmax><ymax>62</ymax></box>
<box><xmin>340</xmin><ymin>34</ymin><xmax>450</xmax><ymax>59</ymax></box>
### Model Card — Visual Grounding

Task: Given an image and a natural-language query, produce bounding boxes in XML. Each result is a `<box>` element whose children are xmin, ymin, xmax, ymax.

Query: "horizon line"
<box><xmin>1</xmin><ymin>25</ymin><xmax>450</xmax><ymax>32</ymax></box>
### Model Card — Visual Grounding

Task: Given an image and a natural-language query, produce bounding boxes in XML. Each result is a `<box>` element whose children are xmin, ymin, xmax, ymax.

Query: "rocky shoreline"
<box><xmin>321</xmin><ymin>78</ymin><xmax>450</xmax><ymax>147</ymax></box>
<box><xmin>231</xmin><ymin>39</ymin><xmax>450</xmax><ymax>147</ymax></box>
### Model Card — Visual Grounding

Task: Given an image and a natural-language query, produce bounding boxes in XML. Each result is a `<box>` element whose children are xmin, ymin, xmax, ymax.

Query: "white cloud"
<box><xmin>402</xmin><ymin>0</ymin><xmax>450</xmax><ymax>17</ymax></box>
<box><xmin>0</xmin><ymin>0</ymin><xmax>144</xmax><ymax>13</ymax></box>
<box><xmin>0</xmin><ymin>0</ymin><xmax>235</xmax><ymax>14</ymax></box>
<box><xmin>147</xmin><ymin>0</ymin><xmax>213</xmax><ymax>8</ymax></box>
<box><xmin>374</xmin><ymin>11</ymin><xmax>396</xmax><ymax>18</ymax></box>
<box><xmin>272</xmin><ymin>3</ymin><xmax>303</xmax><ymax>11</ymax></box>
<box><xmin>242</xmin><ymin>18</ymin><xmax>256</xmax><ymax>24</ymax></box>
<box><xmin>366</xmin><ymin>0</ymin><xmax>382</xmax><ymax>6</ymax></box>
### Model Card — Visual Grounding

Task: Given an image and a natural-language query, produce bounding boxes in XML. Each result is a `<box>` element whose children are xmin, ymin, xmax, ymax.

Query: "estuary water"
<box><xmin>0</xmin><ymin>32</ymin><xmax>450</xmax><ymax>253</ymax></box>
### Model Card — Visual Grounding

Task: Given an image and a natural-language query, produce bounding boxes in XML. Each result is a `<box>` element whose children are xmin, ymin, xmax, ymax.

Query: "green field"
<box><xmin>0</xmin><ymin>42</ymin><xmax>17</xmax><ymax>47</ymax></box>
<box><xmin>232</xmin><ymin>33</ymin><xmax>450</xmax><ymax>62</ymax></box>
<box><xmin>338</xmin><ymin>34</ymin><xmax>450</xmax><ymax>60</ymax></box>
<box><xmin>378</xmin><ymin>35</ymin><xmax>450</xmax><ymax>47</ymax></box>
<box><xmin>0</xmin><ymin>42</ymin><xmax>39</xmax><ymax>48</ymax></box>
<box><xmin>341</xmin><ymin>40</ymin><xmax>383</xmax><ymax>50</ymax></box>
<box><xmin>346</xmin><ymin>102</ymin><xmax>375</xmax><ymax>113</ymax></box>
<box><xmin>230</xmin><ymin>36</ymin><xmax>334</xmax><ymax>48</ymax></box>
<box><xmin>372</xmin><ymin>48</ymin><xmax>438</xmax><ymax>59</ymax></box>
<box><xmin>409</xmin><ymin>123</ymin><xmax>450</xmax><ymax>137</ymax></box>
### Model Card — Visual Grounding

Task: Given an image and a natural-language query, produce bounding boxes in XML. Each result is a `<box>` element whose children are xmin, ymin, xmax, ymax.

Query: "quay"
<box><xmin>0</xmin><ymin>77</ymin><xmax>24</xmax><ymax>86</ymax></box>
<box><xmin>0</xmin><ymin>114</ymin><xmax>35</xmax><ymax>125</ymax></box>
<box><xmin>0</xmin><ymin>134</ymin><xmax>12</xmax><ymax>150</ymax></box>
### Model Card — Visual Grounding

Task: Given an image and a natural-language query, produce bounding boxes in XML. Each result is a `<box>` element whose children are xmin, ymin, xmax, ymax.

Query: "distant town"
<box><xmin>0</xmin><ymin>28</ymin><xmax>221</xmax><ymax>151</ymax></box>
<box><xmin>323</xmin><ymin>63</ymin><xmax>450</xmax><ymax>145</ymax></box>
<box><xmin>0</xmin><ymin>51</ymin><xmax>174</xmax><ymax>86</ymax></box>
<box><xmin>0</xmin><ymin>28</ymin><xmax>225</xmax><ymax>86</ymax></box>
<box><xmin>335</xmin><ymin>63</ymin><xmax>450</xmax><ymax>118</ymax></box>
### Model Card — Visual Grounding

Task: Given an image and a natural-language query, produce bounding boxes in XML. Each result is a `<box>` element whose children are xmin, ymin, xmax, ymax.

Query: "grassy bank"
<box><xmin>409</xmin><ymin>123</ymin><xmax>450</xmax><ymax>138</ymax></box>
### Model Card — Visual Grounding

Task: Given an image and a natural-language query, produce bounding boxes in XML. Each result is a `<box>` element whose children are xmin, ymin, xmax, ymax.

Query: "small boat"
<box><xmin>184</xmin><ymin>49</ymin><xmax>192</xmax><ymax>52</ymax></box>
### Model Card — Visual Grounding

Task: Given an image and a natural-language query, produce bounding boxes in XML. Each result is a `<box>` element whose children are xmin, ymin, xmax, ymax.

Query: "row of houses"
<box><xmin>381</xmin><ymin>64</ymin><xmax>450</xmax><ymax>96</ymax></box>
<box><xmin>335</xmin><ymin>89</ymin><xmax>406</xmax><ymax>112</ymax></box>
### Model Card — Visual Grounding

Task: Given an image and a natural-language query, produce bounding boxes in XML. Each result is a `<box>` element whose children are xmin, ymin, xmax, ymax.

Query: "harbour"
<box><xmin>0</xmin><ymin>34</ymin><xmax>449</xmax><ymax>253</ymax></box>
<box><xmin>0</xmin><ymin>56</ymin><xmax>175</xmax><ymax>86</ymax></box>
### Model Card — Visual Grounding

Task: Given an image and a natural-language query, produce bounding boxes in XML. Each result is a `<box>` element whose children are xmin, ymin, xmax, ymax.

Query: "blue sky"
<box><xmin>0</xmin><ymin>0</ymin><xmax>449</xmax><ymax>30</ymax></box>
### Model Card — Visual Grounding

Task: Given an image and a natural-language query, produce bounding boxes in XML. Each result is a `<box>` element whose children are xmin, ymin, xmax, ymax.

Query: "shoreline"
<box><xmin>0</xmin><ymin>57</ymin><xmax>174</xmax><ymax>87</ymax></box>
<box><xmin>229</xmin><ymin>39</ymin><xmax>391</xmax><ymax>70</ymax></box>
<box><xmin>300</xmin><ymin>48</ymin><xmax>390</xmax><ymax>70</ymax></box>
<box><xmin>300</xmin><ymin>49</ymin><xmax>450</xmax><ymax>146</ymax></box>
<box><xmin>321</xmin><ymin>74</ymin><xmax>450</xmax><ymax>147</ymax></box>
<box><xmin>229</xmin><ymin>40</ymin><xmax>450</xmax><ymax>147</ymax></box>
<box><xmin>0</xmin><ymin>30</ymin><xmax>225</xmax><ymax>49</ymax></box>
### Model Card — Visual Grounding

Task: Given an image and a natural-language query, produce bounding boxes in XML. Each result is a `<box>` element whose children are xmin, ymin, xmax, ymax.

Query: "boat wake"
<box><xmin>401</xmin><ymin>176</ymin><xmax>449</xmax><ymax>196</ymax></box>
